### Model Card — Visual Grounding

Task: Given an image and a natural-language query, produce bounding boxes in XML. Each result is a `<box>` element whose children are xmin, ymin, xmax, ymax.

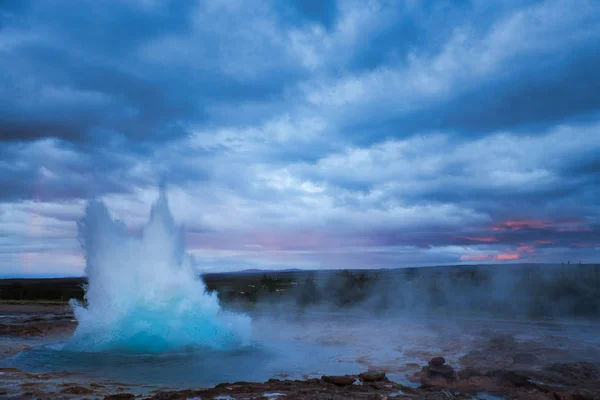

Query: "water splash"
<box><xmin>66</xmin><ymin>188</ymin><xmax>251</xmax><ymax>353</ymax></box>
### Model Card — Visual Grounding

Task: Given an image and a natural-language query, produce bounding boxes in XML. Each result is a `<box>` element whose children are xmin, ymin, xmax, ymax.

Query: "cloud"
<box><xmin>300</xmin><ymin>0</ymin><xmax>600</xmax><ymax>137</ymax></box>
<box><xmin>1</xmin><ymin>0</ymin><xmax>599</xmax><ymax>275</ymax></box>
<box><xmin>0</xmin><ymin>139</ymin><xmax>141</xmax><ymax>202</ymax></box>
<box><xmin>2</xmin><ymin>0</ymin><xmax>597</xmax><ymax>145</ymax></box>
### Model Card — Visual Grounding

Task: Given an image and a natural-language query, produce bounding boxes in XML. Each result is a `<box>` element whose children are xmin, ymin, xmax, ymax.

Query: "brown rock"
<box><xmin>546</xmin><ymin>362</ymin><xmax>600</xmax><ymax>382</ymax></box>
<box><xmin>322</xmin><ymin>375</ymin><xmax>356</xmax><ymax>386</ymax></box>
<box><xmin>104</xmin><ymin>394</ymin><xmax>136</xmax><ymax>400</ymax></box>
<box><xmin>426</xmin><ymin>364</ymin><xmax>455</xmax><ymax>379</ymax></box>
<box><xmin>458</xmin><ymin>367</ymin><xmax>481</xmax><ymax>379</ymax></box>
<box><xmin>359</xmin><ymin>370</ymin><xmax>386</xmax><ymax>382</ymax></box>
<box><xmin>553</xmin><ymin>389</ymin><xmax>600</xmax><ymax>400</ymax></box>
<box><xmin>488</xmin><ymin>370</ymin><xmax>540</xmax><ymax>389</ymax></box>
<box><xmin>419</xmin><ymin>368</ymin><xmax>453</xmax><ymax>388</ymax></box>
<box><xmin>231</xmin><ymin>381</ymin><xmax>253</xmax><ymax>385</ymax></box>
<box><xmin>60</xmin><ymin>386</ymin><xmax>94</xmax><ymax>395</ymax></box>
<box><xmin>146</xmin><ymin>390</ymin><xmax>203</xmax><ymax>400</ymax></box>
<box><xmin>429</xmin><ymin>357</ymin><xmax>446</xmax><ymax>367</ymax></box>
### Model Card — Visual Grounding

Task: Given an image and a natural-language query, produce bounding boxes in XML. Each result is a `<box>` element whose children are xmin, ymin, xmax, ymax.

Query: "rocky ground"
<box><xmin>0</xmin><ymin>304</ymin><xmax>599</xmax><ymax>399</ymax></box>
<box><xmin>1</xmin><ymin>361</ymin><xmax>599</xmax><ymax>399</ymax></box>
<box><xmin>0</xmin><ymin>303</ymin><xmax>75</xmax><ymax>361</ymax></box>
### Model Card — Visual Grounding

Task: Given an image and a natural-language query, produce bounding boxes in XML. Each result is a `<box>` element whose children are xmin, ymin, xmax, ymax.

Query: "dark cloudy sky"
<box><xmin>1</xmin><ymin>0</ymin><xmax>599</xmax><ymax>277</ymax></box>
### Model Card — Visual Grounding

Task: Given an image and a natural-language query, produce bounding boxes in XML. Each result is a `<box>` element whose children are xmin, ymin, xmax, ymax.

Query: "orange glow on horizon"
<box><xmin>491</xmin><ymin>219</ymin><xmax>548</xmax><ymax>231</ymax></box>
<box><xmin>495</xmin><ymin>253</ymin><xmax>520</xmax><ymax>261</ymax></box>
<box><xmin>517</xmin><ymin>245</ymin><xmax>535</xmax><ymax>253</ymax></box>
<box><xmin>491</xmin><ymin>219</ymin><xmax>592</xmax><ymax>233</ymax></box>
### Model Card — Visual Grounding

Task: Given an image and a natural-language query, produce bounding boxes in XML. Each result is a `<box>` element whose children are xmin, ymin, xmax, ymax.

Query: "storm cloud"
<box><xmin>1</xmin><ymin>0</ymin><xmax>599</xmax><ymax>276</ymax></box>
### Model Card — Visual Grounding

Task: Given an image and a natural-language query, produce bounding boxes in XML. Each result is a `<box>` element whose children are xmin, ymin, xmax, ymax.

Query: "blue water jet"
<box><xmin>66</xmin><ymin>187</ymin><xmax>251</xmax><ymax>353</ymax></box>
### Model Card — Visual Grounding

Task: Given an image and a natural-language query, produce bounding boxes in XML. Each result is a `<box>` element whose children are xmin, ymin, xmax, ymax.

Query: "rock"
<box><xmin>489</xmin><ymin>370</ymin><xmax>539</xmax><ymax>389</ymax></box>
<box><xmin>60</xmin><ymin>386</ymin><xmax>94</xmax><ymax>395</ymax></box>
<box><xmin>429</xmin><ymin>357</ymin><xmax>446</xmax><ymax>367</ymax></box>
<box><xmin>359</xmin><ymin>370</ymin><xmax>386</xmax><ymax>382</ymax></box>
<box><xmin>146</xmin><ymin>390</ymin><xmax>203</xmax><ymax>400</ymax></box>
<box><xmin>104</xmin><ymin>394</ymin><xmax>136</xmax><ymax>400</ymax></box>
<box><xmin>457</xmin><ymin>367</ymin><xmax>481</xmax><ymax>379</ymax></box>
<box><xmin>546</xmin><ymin>362</ymin><xmax>600</xmax><ymax>382</ymax></box>
<box><xmin>322</xmin><ymin>375</ymin><xmax>356</xmax><ymax>386</ymax></box>
<box><xmin>419</xmin><ymin>368</ymin><xmax>453</xmax><ymax>388</ymax></box>
<box><xmin>0</xmin><ymin>324</ymin><xmax>43</xmax><ymax>337</ymax></box>
<box><xmin>426</xmin><ymin>364</ymin><xmax>455</xmax><ymax>379</ymax></box>
<box><xmin>554</xmin><ymin>389</ymin><xmax>600</xmax><ymax>400</ymax></box>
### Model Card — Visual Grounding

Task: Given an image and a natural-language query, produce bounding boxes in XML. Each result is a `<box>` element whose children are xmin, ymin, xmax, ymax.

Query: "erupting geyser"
<box><xmin>66</xmin><ymin>188</ymin><xmax>251</xmax><ymax>353</ymax></box>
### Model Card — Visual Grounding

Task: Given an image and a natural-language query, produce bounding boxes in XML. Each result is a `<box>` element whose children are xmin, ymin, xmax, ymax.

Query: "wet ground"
<box><xmin>0</xmin><ymin>304</ymin><xmax>599</xmax><ymax>399</ymax></box>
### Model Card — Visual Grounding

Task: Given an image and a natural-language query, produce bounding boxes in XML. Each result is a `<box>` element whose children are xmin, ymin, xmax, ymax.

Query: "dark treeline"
<box><xmin>2</xmin><ymin>264</ymin><xmax>600</xmax><ymax>320</ymax></box>
<box><xmin>0</xmin><ymin>278</ymin><xmax>85</xmax><ymax>302</ymax></box>
<box><xmin>207</xmin><ymin>264</ymin><xmax>600</xmax><ymax>320</ymax></box>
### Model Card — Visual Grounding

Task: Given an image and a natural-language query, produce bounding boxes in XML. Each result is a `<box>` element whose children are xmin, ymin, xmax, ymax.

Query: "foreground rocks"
<box><xmin>359</xmin><ymin>370</ymin><xmax>387</xmax><ymax>382</ymax></box>
<box><xmin>0</xmin><ymin>368</ymin><xmax>420</xmax><ymax>400</ymax></box>
<box><xmin>322</xmin><ymin>375</ymin><xmax>357</xmax><ymax>385</ymax></box>
<box><xmin>155</xmin><ymin>377</ymin><xmax>416</xmax><ymax>399</ymax></box>
<box><xmin>421</xmin><ymin>357</ymin><xmax>456</xmax><ymax>380</ymax></box>
<box><xmin>410</xmin><ymin>356</ymin><xmax>600</xmax><ymax>400</ymax></box>
<box><xmin>2</xmin><ymin>365</ymin><xmax>600</xmax><ymax>400</ymax></box>
<box><xmin>133</xmin><ymin>364</ymin><xmax>600</xmax><ymax>400</ymax></box>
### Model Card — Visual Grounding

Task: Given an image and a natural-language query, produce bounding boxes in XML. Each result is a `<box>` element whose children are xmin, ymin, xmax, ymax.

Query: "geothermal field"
<box><xmin>1</xmin><ymin>192</ymin><xmax>599</xmax><ymax>399</ymax></box>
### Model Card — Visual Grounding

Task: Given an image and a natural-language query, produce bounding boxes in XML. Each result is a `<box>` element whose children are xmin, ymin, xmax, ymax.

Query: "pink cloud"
<box><xmin>495</xmin><ymin>253</ymin><xmax>520</xmax><ymax>261</ymax></box>
<box><xmin>555</xmin><ymin>226</ymin><xmax>592</xmax><ymax>232</ymax></box>
<box><xmin>458</xmin><ymin>236</ymin><xmax>497</xmax><ymax>242</ymax></box>
<box><xmin>491</xmin><ymin>219</ymin><xmax>548</xmax><ymax>231</ymax></box>
<box><xmin>517</xmin><ymin>245</ymin><xmax>536</xmax><ymax>253</ymax></box>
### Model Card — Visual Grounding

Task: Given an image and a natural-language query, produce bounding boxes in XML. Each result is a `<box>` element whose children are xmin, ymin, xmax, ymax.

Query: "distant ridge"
<box><xmin>1</xmin><ymin>263</ymin><xmax>580</xmax><ymax>280</ymax></box>
<box><xmin>200</xmin><ymin>263</ymin><xmax>571</xmax><ymax>276</ymax></box>
<box><xmin>213</xmin><ymin>268</ymin><xmax>305</xmax><ymax>275</ymax></box>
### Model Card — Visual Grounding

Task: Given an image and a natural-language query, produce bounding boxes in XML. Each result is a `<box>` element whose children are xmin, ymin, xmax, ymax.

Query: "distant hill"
<box><xmin>216</xmin><ymin>268</ymin><xmax>306</xmax><ymax>275</ymax></box>
<box><xmin>2</xmin><ymin>263</ymin><xmax>599</xmax><ymax>318</ymax></box>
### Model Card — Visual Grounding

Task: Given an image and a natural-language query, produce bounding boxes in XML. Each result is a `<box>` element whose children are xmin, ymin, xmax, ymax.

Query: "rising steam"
<box><xmin>66</xmin><ymin>188</ymin><xmax>251</xmax><ymax>353</ymax></box>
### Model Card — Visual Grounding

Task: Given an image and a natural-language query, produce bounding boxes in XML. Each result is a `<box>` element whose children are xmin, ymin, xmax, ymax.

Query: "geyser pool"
<box><xmin>65</xmin><ymin>188</ymin><xmax>251</xmax><ymax>353</ymax></box>
<box><xmin>6</xmin><ymin>312</ymin><xmax>600</xmax><ymax>389</ymax></box>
